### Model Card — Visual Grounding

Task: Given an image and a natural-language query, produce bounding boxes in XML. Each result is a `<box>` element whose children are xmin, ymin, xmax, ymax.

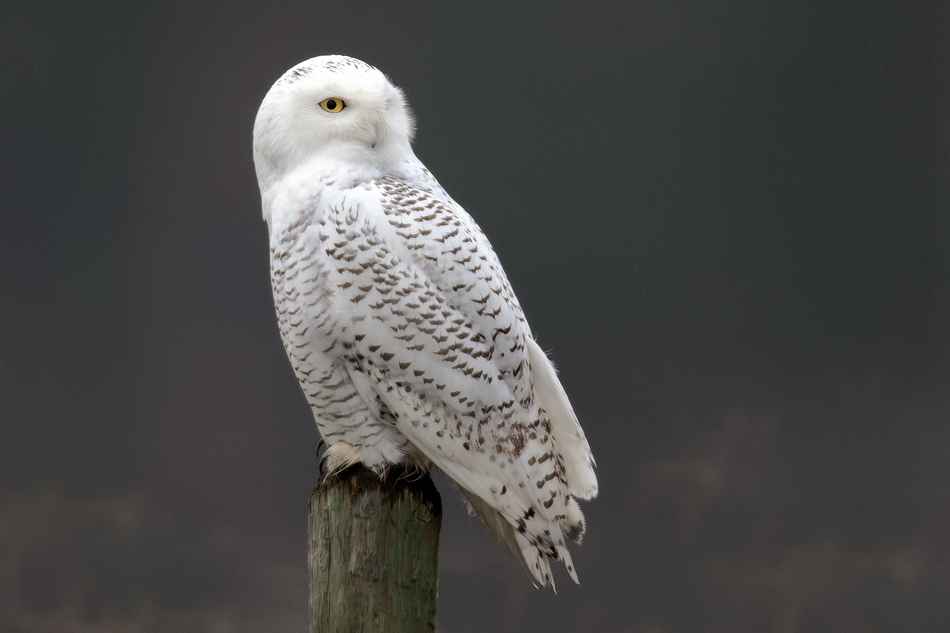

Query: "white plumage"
<box><xmin>253</xmin><ymin>55</ymin><xmax>597</xmax><ymax>588</ymax></box>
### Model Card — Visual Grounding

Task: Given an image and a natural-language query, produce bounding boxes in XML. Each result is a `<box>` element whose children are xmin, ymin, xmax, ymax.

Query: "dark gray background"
<box><xmin>2</xmin><ymin>1</ymin><xmax>948</xmax><ymax>631</ymax></box>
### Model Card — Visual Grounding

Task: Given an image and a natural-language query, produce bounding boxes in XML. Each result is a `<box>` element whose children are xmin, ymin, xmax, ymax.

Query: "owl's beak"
<box><xmin>368</xmin><ymin>107</ymin><xmax>390</xmax><ymax>150</ymax></box>
<box><xmin>371</xmin><ymin>121</ymin><xmax>380</xmax><ymax>149</ymax></box>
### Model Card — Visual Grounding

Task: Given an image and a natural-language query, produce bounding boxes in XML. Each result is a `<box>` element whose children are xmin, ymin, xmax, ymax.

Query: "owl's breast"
<box><xmin>270</xmin><ymin>211</ymin><xmax>349</xmax><ymax>368</ymax></box>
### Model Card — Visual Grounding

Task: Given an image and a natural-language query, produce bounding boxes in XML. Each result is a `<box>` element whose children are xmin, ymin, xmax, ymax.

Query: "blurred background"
<box><xmin>2</xmin><ymin>1</ymin><xmax>949</xmax><ymax>631</ymax></box>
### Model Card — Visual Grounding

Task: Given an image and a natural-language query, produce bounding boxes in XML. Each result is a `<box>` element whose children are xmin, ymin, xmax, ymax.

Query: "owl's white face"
<box><xmin>253</xmin><ymin>55</ymin><xmax>416</xmax><ymax>189</ymax></box>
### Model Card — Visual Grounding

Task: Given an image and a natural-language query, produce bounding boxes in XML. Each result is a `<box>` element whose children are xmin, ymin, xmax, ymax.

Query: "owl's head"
<box><xmin>253</xmin><ymin>55</ymin><xmax>415</xmax><ymax>188</ymax></box>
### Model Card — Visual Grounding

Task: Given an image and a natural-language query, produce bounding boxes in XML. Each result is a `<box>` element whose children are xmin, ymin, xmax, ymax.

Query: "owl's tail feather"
<box><xmin>459</xmin><ymin>487</ymin><xmax>581</xmax><ymax>589</ymax></box>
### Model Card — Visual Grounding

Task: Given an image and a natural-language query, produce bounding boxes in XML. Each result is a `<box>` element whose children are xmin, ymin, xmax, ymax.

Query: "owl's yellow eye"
<box><xmin>319</xmin><ymin>97</ymin><xmax>346</xmax><ymax>113</ymax></box>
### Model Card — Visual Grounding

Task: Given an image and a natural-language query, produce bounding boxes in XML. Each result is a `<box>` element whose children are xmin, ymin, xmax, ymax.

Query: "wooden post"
<box><xmin>308</xmin><ymin>465</ymin><xmax>442</xmax><ymax>633</ymax></box>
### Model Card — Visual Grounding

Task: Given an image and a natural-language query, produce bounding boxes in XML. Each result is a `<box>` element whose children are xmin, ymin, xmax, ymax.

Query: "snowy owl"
<box><xmin>253</xmin><ymin>55</ymin><xmax>597</xmax><ymax>588</ymax></box>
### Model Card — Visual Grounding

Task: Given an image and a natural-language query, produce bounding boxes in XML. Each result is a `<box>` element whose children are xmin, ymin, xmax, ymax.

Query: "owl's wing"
<box><xmin>322</xmin><ymin>175</ymin><xmax>595</xmax><ymax>586</ymax></box>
